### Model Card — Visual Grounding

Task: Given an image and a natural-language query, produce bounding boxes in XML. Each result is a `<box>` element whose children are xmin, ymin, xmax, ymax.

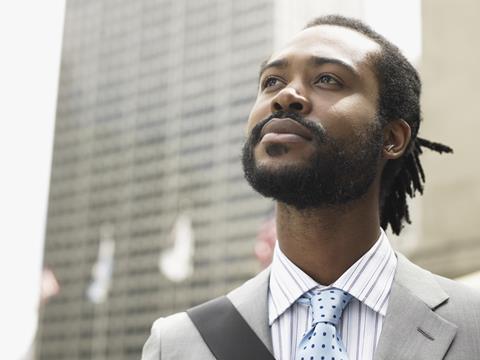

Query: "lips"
<box><xmin>260</xmin><ymin>118</ymin><xmax>313</xmax><ymax>142</ymax></box>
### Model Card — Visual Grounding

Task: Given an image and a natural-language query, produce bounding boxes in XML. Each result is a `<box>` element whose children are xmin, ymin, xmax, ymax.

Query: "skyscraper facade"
<box><xmin>38</xmin><ymin>1</ymin><xmax>275</xmax><ymax>359</ymax></box>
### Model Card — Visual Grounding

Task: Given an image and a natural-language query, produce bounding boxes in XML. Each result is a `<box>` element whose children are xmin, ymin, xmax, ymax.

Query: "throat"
<box><xmin>275</xmin><ymin>201</ymin><xmax>381</xmax><ymax>285</ymax></box>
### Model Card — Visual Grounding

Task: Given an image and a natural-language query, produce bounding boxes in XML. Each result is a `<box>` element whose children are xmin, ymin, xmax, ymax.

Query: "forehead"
<box><xmin>267</xmin><ymin>24</ymin><xmax>381</xmax><ymax>72</ymax></box>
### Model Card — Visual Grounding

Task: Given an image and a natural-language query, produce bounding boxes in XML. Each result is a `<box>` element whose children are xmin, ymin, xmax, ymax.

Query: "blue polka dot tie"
<box><xmin>296</xmin><ymin>288</ymin><xmax>352</xmax><ymax>360</ymax></box>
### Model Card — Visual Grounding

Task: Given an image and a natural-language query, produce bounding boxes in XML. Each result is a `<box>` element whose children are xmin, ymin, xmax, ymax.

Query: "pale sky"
<box><xmin>0</xmin><ymin>1</ymin><xmax>65</xmax><ymax>359</ymax></box>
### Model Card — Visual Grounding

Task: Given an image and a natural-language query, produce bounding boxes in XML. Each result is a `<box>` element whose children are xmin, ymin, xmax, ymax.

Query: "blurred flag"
<box><xmin>87</xmin><ymin>224</ymin><xmax>115</xmax><ymax>304</ymax></box>
<box><xmin>159</xmin><ymin>213</ymin><xmax>194</xmax><ymax>282</ymax></box>
<box><xmin>40</xmin><ymin>267</ymin><xmax>60</xmax><ymax>305</ymax></box>
<box><xmin>254</xmin><ymin>215</ymin><xmax>277</xmax><ymax>269</ymax></box>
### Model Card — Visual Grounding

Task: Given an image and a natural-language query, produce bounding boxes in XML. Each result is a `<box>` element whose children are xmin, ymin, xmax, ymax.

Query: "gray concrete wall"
<box><xmin>413</xmin><ymin>0</ymin><xmax>480</xmax><ymax>277</ymax></box>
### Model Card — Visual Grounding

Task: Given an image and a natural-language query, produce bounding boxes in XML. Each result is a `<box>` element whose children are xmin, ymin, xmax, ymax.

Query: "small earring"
<box><xmin>385</xmin><ymin>144</ymin><xmax>395</xmax><ymax>152</ymax></box>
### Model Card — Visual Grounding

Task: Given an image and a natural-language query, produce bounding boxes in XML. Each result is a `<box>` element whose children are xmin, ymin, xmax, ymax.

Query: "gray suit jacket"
<box><xmin>142</xmin><ymin>253</ymin><xmax>480</xmax><ymax>359</ymax></box>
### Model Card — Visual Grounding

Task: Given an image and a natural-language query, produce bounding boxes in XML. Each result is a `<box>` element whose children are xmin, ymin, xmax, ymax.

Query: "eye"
<box><xmin>315</xmin><ymin>74</ymin><xmax>342</xmax><ymax>88</ymax></box>
<box><xmin>262</xmin><ymin>76</ymin><xmax>284</xmax><ymax>90</ymax></box>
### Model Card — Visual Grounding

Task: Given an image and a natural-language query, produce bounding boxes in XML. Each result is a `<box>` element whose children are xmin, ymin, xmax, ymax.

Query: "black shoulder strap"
<box><xmin>186</xmin><ymin>296</ymin><xmax>275</xmax><ymax>360</ymax></box>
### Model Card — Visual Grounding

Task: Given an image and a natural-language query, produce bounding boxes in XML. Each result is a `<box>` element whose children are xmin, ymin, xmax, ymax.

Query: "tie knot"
<box><xmin>307</xmin><ymin>288</ymin><xmax>352</xmax><ymax>326</ymax></box>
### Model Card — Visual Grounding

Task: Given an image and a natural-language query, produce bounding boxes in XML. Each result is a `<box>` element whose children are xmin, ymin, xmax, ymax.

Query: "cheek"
<box><xmin>246</xmin><ymin>97</ymin><xmax>271</xmax><ymax>133</ymax></box>
<box><xmin>317</xmin><ymin>94</ymin><xmax>377</xmax><ymax>137</ymax></box>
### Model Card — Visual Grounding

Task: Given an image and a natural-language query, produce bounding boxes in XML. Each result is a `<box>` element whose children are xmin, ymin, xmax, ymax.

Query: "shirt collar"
<box><xmin>268</xmin><ymin>229</ymin><xmax>397</xmax><ymax>325</ymax></box>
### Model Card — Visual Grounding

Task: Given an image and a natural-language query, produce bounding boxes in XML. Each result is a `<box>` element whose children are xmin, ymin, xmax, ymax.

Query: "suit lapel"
<box><xmin>374</xmin><ymin>253</ymin><xmax>457</xmax><ymax>360</ymax></box>
<box><xmin>224</xmin><ymin>254</ymin><xmax>458</xmax><ymax>360</ymax></box>
<box><xmin>227</xmin><ymin>267</ymin><xmax>273</xmax><ymax>354</ymax></box>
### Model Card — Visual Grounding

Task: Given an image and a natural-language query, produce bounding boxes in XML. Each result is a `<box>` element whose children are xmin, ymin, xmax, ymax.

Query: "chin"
<box><xmin>255</xmin><ymin>158</ymin><xmax>310</xmax><ymax>174</ymax></box>
<box><xmin>254</xmin><ymin>144</ymin><xmax>314</xmax><ymax>170</ymax></box>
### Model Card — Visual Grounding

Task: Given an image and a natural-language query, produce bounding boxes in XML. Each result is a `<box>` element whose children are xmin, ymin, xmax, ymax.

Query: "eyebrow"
<box><xmin>258</xmin><ymin>58</ymin><xmax>288</xmax><ymax>78</ymax></box>
<box><xmin>309</xmin><ymin>56</ymin><xmax>358</xmax><ymax>77</ymax></box>
<box><xmin>258</xmin><ymin>56</ymin><xmax>358</xmax><ymax>79</ymax></box>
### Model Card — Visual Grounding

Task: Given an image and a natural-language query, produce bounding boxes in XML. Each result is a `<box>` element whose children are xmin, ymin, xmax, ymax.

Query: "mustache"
<box><xmin>248</xmin><ymin>110</ymin><xmax>326</xmax><ymax>146</ymax></box>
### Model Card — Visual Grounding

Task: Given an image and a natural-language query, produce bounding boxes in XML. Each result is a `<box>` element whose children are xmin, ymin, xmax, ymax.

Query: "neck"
<box><xmin>275</xmin><ymin>187</ymin><xmax>381</xmax><ymax>285</ymax></box>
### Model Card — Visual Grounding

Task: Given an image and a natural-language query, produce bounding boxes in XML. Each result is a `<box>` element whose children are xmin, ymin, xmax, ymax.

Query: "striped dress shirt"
<box><xmin>268</xmin><ymin>229</ymin><xmax>397</xmax><ymax>360</ymax></box>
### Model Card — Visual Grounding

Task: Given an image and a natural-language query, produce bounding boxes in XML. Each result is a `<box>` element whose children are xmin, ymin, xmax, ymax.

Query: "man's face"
<box><xmin>242</xmin><ymin>25</ymin><xmax>385</xmax><ymax>208</ymax></box>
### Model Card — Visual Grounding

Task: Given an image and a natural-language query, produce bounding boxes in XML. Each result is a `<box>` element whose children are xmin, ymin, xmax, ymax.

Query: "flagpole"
<box><xmin>92</xmin><ymin>300</ymin><xmax>109</xmax><ymax>360</ymax></box>
<box><xmin>88</xmin><ymin>223</ymin><xmax>115</xmax><ymax>360</ymax></box>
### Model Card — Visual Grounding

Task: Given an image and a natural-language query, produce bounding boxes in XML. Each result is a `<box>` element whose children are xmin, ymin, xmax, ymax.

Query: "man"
<box><xmin>142</xmin><ymin>15</ymin><xmax>480</xmax><ymax>360</ymax></box>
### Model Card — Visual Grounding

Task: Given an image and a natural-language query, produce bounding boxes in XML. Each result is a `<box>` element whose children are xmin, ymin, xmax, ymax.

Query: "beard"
<box><xmin>241</xmin><ymin>111</ymin><xmax>384</xmax><ymax>209</ymax></box>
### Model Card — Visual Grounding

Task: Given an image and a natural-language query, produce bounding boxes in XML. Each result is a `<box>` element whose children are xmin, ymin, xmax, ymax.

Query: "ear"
<box><xmin>382</xmin><ymin>119</ymin><xmax>411</xmax><ymax>160</ymax></box>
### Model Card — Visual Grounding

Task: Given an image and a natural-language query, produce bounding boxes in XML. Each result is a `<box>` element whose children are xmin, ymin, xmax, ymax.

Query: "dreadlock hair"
<box><xmin>305</xmin><ymin>15</ymin><xmax>453</xmax><ymax>235</ymax></box>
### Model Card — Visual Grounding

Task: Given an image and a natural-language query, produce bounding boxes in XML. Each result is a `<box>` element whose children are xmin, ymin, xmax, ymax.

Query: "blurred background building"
<box><xmin>38</xmin><ymin>0</ymin><xmax>274</xmax><ymax>359</ymax></box>
<box><xmin>36</xmin><ymin>0</ymin><xmax>480</xmax><ymax>359</ymax></box>
<box><xmin>410</xmin><ymin>0</ymin><xmax>480</xmax><ymax>277</ymax></box>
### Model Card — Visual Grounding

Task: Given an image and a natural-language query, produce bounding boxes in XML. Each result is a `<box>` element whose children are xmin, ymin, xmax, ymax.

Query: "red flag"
<box><xmin>254</xmin><ymin>216</ymin><xmax>277</xmax><ymax>269</ymax></box>
<box><xmin>40</xmin><ymin>267</ymin><xmax>59</xmax><ymax>305</ymax></box>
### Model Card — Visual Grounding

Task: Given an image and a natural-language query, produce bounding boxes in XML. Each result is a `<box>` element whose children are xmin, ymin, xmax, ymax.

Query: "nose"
<box><xmin>271</xmin><ymin>86</ymin><xmax>312</xmax><ymax>115</ymax></box>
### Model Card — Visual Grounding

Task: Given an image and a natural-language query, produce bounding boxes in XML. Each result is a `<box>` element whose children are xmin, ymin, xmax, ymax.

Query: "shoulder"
<box><xmin>141</xmin><ymin>317</ymin><xmax>163</xmax><ymax>360</ymax></box>
<box><xmin>395</xmin><ymin>252</ymin><xmax>480</xmax><ymax>306</ymax></box>
<box><xmin>432</xmin><ymin>273</ymin><xmax>480</xmax><ymax>319</ymax></box>
<box><xmin>433</xmin><ymin>273</ymin><xmax>480</xmax><ymax>303</ymax></box>
<box><xmin>141</xmin><ymin>269</ymin><xmax>271</xmax><ymax>360</ymax></box>
<box><xmin>430</xmin><ymin>274</ymin><xmax>480</xmax><ymax>356</ymax></box>
<box><xmin>141</xmin><ymin>312</ymin><xmax>214</xmax><ymax>360</ymax></box>
<box><xmin>395</xmin><ymin>252</ymin><xmax>480</xmax><ymax>330</ymax></box>
<box><xmin>155</xmin><ymin>311</ymin><xmax>194</xmax><ymax>334</ymax></box>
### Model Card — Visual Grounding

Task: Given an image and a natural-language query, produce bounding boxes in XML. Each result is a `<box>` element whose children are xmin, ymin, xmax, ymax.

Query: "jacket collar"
<box><xmin>227</xmin><ymin>252</ymin><xmax>458</xmax><ymax>360</ymax></box>
<box><xmin>227</xmin><ymin>267</ymin><xmax>273</xmax><ymax>353</ymax></box>
<box><xmin>373</xmin><ymin>253</ymin><xmax>457</xmax><ymax>360</ymax></box>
